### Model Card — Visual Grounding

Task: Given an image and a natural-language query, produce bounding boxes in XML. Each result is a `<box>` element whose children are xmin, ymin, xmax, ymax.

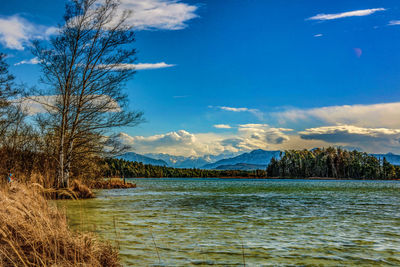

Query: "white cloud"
<box><xmin>300</xmin><ymin>125</ymin><xmax>400</xmax><ymax>141</ymax></box>
<box><xmin>300</xmin><ymin>125</ymin><xmax>400</xmax><ymax>152</ymax></box>
<box><xmin>0</xmin><ymin>15</ymin><xmax>57</xmax><ymax>50</ymax></box>
<box><xmin>117</xmin><ymin>125</ymin><xmax>292</xmax><ymax>156</ymax></box>
<box><xmin>275</xmin><ymin>102</ymin><xmax>400</xmax><ymax>128</ymax></box>
<box><xmin>102</xmin><ymin>0</ymin><xmax>198</xmax><ymax>30</ymax></box>
<box><xmin>215</xmin><ymin>106</ymin><xmax>263</xmax><ymax>119</ymax></box>
<box><xmin>307</xmin><ymin>8</ymin><xmax>385</xmax><ymax>21</ymax></box>
<box><xmin>15</xmin><ymin>95</ymin><xmax>120</xmax><ymax>115</ymax></box>
<box><xmin>1</xmin><ymin>0</ymin><xmax>197</xmax><ymax>49</ymax></box>
<box><xmin>388</xmin><ymin>20</ymin><xmax>400</xmax><ymax>26</ymax></box>
<box><xmin>237</xmin><ymin>124</ymin><xmax>291</xmax><ymax>148</ymax></box>
<box><xmin>314</xmin><ymin>34</ymin><xmax>323</xmax><ymax>37</ymax></box>
<box><xmin>220</xmin><ymin>107</ymin><xmax>249</xmax><ymax>112</ymax></box>
<box><xmin>14</xmin><ymin>57</ymin><xmax>40</xmax><ymax>66</ymax></box>
<box><xmin>102</xmin><ymin>62</ymin><xmax>175</xmax><ymax>70</ymax></box>
<box><xmin>213</xmin><ymin>124</ymin><xmax>232</xmax><ymax>129</ymax></box>
<box><xmin>117</xmin><ymin>130</ymin><xmax>225</xmax><ymax>156</ymax></box>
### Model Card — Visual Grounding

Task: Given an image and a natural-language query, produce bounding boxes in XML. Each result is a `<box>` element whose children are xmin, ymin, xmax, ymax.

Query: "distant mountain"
<box><xmin>371</xmin><ymin>153</ymin><xmax>400</xmax><ymax>166</ymax></box>
<box><xmin>117</xmin><ymin>150</ymin><xmax>400</xmax><ymax>171</ymax></box>
<box><xmin>202</xmin><ymin>149</ymin><xmax>281</xmax><ymax>170</ymax></box>
<box><xmin>145</xmin><ymin>152</ymin><xmax>236</xmax><ymax>168</ymax></box>
<box><xmin>117</xmin><ymin>152</ymin><xmax>168</xmax><ymax>166</ymax></box>
<box><xmin>215</xmin><ymin>163</ymin><xmax>267</xmax><ymax>171</ymax></box>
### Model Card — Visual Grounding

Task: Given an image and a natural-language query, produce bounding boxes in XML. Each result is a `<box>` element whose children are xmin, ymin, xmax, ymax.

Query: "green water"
<box><xmin>59</xmin><ymin>178</ymin><xmax>400</xmax><ymax>266</ymax></box>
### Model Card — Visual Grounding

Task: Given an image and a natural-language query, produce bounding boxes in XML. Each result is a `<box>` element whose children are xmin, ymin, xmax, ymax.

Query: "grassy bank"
<box><xmin>0</xmin><ymin>183</ymin><xmax>120</xmax><ymax>266</ymax></box>
<box><xmin>87</xmin><ymin>178</ymin><xmax>137</xmax><ymax>189</ymax></box>
<box><xmin>15</xmin><ymin>178</ymin><xmax>137</xmax><ymax>200</ymax></box>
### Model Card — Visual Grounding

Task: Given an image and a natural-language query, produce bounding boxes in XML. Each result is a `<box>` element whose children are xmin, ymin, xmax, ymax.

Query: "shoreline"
<box><xmin>121</xmin><ymin>176</ymin><xmax>400</xmax><ymax>181</ymax></box>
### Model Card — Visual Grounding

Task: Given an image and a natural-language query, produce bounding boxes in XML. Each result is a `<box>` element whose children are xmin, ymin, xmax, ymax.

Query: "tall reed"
<box><xmin>0</xmin><ymin>183</ymin><xmax>119</xmax><ymax>266</ymax></box>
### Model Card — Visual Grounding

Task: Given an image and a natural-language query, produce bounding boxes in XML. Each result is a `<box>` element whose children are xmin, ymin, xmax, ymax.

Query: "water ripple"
<box><xmin>60</xmin><ymin>178</ymin><xmax>400</xmax><ymax>266</ymax></box>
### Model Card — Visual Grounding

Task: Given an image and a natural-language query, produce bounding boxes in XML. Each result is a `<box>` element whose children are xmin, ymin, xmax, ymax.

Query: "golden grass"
<box><xmin>34</xmin><ymin>180</ymin><xmax>95</xmax><ymax>200</ymax></box>
<box><xmin>88</xmin><ymin>178</ymin><xmax>136</xmax><ymax>189</ymax></box>
<box><xmin>0</xmin><ymin>183</ymin><xmax>120</xmax><ymax>266</ymax></box>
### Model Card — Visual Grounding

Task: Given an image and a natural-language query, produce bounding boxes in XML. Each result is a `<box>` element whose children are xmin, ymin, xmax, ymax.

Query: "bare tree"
<box><xmin>32</xmin><ymin>0</ymin><xmax>143</xmax><ymax>188</ymax></box>
<box><xmin>0</xmin><ymin>53</ymin><xmax>19</xmax><ymax>138</ymax></box>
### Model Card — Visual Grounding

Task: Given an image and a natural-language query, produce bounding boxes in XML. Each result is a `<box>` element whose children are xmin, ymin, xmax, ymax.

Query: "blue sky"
<box><xmin>2</xmin><ymin>0</ymin><xmax>400</xmax><ymax>156</ymax></box>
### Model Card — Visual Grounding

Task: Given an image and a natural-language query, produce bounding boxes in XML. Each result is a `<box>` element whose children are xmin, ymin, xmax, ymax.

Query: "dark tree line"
<box><xmin>267</xmin><ymin>147</ymin><xmax>399</xmax><ymax>180</ymax></box>
<box><xmin>101</xmin><ymin>158</ymin><xmax>267</xmax><ymax>178</ymax></box>
<box><xmin>102</xmin><ymin>147</ymin><xmax>400</xmax><ymax>180</ymax></box>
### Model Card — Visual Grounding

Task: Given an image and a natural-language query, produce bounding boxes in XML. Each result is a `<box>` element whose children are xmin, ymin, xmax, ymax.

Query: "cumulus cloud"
<box><xmin>275</xmin><ymin>102</ymin><xmax>400</xmax><ymax>128</ymax></box>
<box><xmin>14</xmin><ymin>57</ymin><xmax>40</xmax><ymax>66</ymax></box>
<box><xmin>307</xmin><ymin>8</ymin><xmax>385</xmax><ymax>21</ymax></box>
<box><xmin>299</xmin><ymin>125</ymin><xmax>400</xmax><ymax>152</ymax></box>
<box><xmin>237</xmin><ymin>124</ymin><xmax>292</xmax><ymax>148</ymax></box>
<box><xmin>213</xmin><ymin>124</ymin><xmax>232</xmax><ymax>129</ymax></box>
<box><xmin>0</xmin><ymin>15</ymin><xmax>57</xmax><ymax>50</ymax></box>
<box><xmin>101</xmin><ymin>62</ymin><xmax>175</xmax><ymax>70</ymax></box>
<box><xmin>102</xmin><ymin>0</ymin><xmax>198</xmax><ymax>30</ymax></box>
<box><xmin>117</xmin><ymin>125</ymin><xmax>292</xmax><ymax>156</ymax></box>
<box><xmin>117</xmin><ymin>130</ymin><xmax>226</xmax><ymax>156</ymax></box>
<box><xmin>300</xmin><ymin>125</ymin><xmax>400</xmax><ymax>142</ymax></box>
<box><xmin>1</xmin><ymin>0</ymin><xmax>197</xmax><ymax>49</ymax></box>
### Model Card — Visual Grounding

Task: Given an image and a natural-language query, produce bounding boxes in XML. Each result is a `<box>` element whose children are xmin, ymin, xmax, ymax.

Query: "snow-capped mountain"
<box><xmin>116</xmin><ymin>150</ymin><xmax>400</xmax><ymax>170</ymax></box>
<box><xmin>116</xmin><ymin>152</ymin><xmax>168</xmax><ymax>166</ymax></box>
<box><xmin>202</xmin><ymin>149</ymin><xmax>281</xmax><ymax>169</ymax></box>
<box><xmin>144</xmin><ymin>152</ymin><xmax>236</xmax><ymax>168</ymax></box>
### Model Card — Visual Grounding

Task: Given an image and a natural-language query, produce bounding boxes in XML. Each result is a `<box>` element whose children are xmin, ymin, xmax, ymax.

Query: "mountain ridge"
<box><xmin>117</xmin><ymin>150</ymin><xmax>400</xmax><ymax>170</ymax></box>
<box><xmin>116</xmin><ymin>152</ymin><xmax>168</xmax><ymax>166</ymax></box>
<box><xmin>202</xmin><ymin>149</ymin><xmax>281</xmax><ymax>170</ymax></box>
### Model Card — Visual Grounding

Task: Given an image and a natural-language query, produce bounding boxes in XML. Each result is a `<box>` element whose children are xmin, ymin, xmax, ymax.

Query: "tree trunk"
<box><xmin>63</xmin><ymin>161</ymin><xmax>70</xmax><ymax>188</ymax></box>
<box><xmin>57</xmin><ymin>138</ymin><xmax>65</xmax><ymax>188</ymax></box>
<box><xmin>57</xmin><ymin>110</ymin><xmax>67</xmax><ymax>188</ymax></box>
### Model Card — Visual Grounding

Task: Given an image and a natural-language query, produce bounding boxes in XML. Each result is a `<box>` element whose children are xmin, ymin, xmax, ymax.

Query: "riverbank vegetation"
<box><xmin>0</xmin><ymin>0</ymin><xmax>142</xmax><ymax>191</ymax></box>
<box><xmin>102</xmin><ymin>148</ymin><xmax>400</xmax><ymax>180</ymax></box>
<box><xmin>267</xmin><ymin>147</ymin><xmax>400</xmax><ymax>179</ymax></box>
<box><xmin>0</xmin><ymin>183</ymin><xmax>119</xmax><ymax>266</ymax></box>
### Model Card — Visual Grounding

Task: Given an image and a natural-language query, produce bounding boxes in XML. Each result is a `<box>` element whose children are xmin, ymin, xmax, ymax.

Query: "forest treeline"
<box><xmin>267</xmin><ymin>147</ymin><xmax>400</xmax><ymax>179</ymax></box>
<box><xmin>102</xmin><ymin>147</ymin><xmax>400</xmax><ymax>180</ymax></box>
<box><xmin>101</xmin><ymin>158</ymin><xmax>267</xmax><ymax>178</ymax></box>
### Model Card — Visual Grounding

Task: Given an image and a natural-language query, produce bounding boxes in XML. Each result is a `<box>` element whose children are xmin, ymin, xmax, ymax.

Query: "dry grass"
<box><xmin>88</xmin><ymin>178</ymin><xmax>136</xmax><ymax>189</ymax></box>
<box><xmin>69</xmin><ymin>180</ymin><xmax>95</xmax><ymax>199</ymax></box>
<box><xmin>0</xmin><ymin>183</ymin><xmax>120</xmax><ymax>266</ymax></box>
<box><xmin>36</xmin><ymin>180</ymin><xmax>95</xmax><ymax>200</ymax></box>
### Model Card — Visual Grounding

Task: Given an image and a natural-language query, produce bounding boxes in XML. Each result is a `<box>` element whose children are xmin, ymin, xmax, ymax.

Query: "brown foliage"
<box><xmin>88</xmin><ymin>178</ymin><xmax>136</xmax><ymax>189</ymax></box>
<box><xmin>0</xmin><ymin>183</ymin><xmax>119</xmax><ymax>266</ymax></box>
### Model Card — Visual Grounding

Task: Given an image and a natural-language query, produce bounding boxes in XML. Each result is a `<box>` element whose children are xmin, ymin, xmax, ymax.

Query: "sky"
<box><xmin>1</xmin><ymin>0</ymin><xmax>400</xmax><ymax>156</ymax></box>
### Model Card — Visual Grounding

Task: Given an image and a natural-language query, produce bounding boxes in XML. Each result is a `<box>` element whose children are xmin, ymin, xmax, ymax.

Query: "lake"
<box><xmin>59</xmin><ymin>178</ymin><xmax>400</xmax><ymax>266</ymax></box>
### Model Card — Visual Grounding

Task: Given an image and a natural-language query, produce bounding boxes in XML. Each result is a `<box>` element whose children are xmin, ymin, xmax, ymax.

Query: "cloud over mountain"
<box><xmin>300</xmin><ymin>125</ymin><xmax>400</xmax><ymax>152</ymax></box>
<box><xmin>117</xmin><ymin>125</ymin><xmax>292</xmax><ymax>157</ymax></box>
<box><xmin>275</xmin><ymin>102</ymin><xmax>400</xmax><ymax>128</ymax></box>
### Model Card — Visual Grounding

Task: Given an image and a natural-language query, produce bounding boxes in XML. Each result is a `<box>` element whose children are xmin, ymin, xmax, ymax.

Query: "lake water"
<box><xmin>59</xmin><ymin>178</ymin><xmax>400</xmax><ymax>266</ymax></box>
